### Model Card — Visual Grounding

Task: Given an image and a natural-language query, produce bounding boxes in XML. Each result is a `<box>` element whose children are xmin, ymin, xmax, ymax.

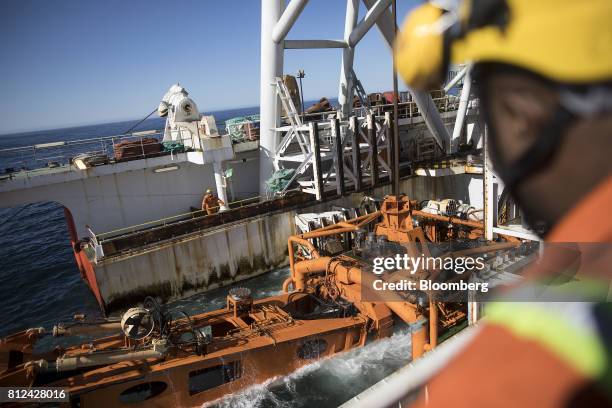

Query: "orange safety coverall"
<box><xmin>202</xmin><ymin>194</ymin><xmax>224</xmax><ymax>215</ymax></box>
<box><xmin>412</xmin><ymin>176</ymin><xmax>612</xmax><ymax>408</ymax></box>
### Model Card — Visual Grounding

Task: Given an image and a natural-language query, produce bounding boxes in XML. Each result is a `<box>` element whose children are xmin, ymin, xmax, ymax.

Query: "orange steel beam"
<box><xmin>292</xmin><ymin>257</ymin><xmax>330</xmax><ymax>290</ymax></box>
<box><xmin>287</xmin><ymin>211</ymin><xmax>383</xmax><ymax>289</ymax></box>
<box><xmin>412</xmin><ymin>210</ymin><xmax>484</xmax><ymax>229</ymax></box>
<box><xmin>287</xmin><ymin>236</ymin><xmax>320</xmax><ymax>285</ymax></box>
<box><xmin>285</xmin><ymin>196</ymin><xmax>515</xmax><ymax>358</ymax></box>
<box><xmin>425</xmin><ymin>298</ymin><xmax>438</xmax><ymax>351</ymax></box>
<box><xmin>414</xmin><ymin>210</ymin><xmax>521</xmax><ymax>242</ymax></box>
<box><xmin>298</xmin><ymin>211</ymin><xmax>381</xmax><ymax>239</ymax></box>
<box><xmin>330</xmin><ymin>258</ymin><xmax>425</xmax><ymax>356</ymax></box>
<box><xmin>448</xmin><ymin>241</ymin><xmax>520</xmax><ymax>257</ymax></box>
<box><xmin>287</xmin><ymin>253</ymin><xmax>428</xmax><ymax>356</ymax></box>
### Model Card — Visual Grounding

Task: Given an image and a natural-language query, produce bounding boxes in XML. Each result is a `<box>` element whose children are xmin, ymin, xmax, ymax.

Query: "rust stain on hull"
<box><xmin>86</xmin><ymin>174</ymin><xmax>481</xmax><ymax>314</ymax></box>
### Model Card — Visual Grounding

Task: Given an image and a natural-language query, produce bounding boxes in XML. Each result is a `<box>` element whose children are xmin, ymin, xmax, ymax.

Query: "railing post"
<box><xmin>385</xmin><ymin>111</ymin><xmax>393</xmax><ymax>184</ymax></box>
<box><xmin>332</xmin><ymin>118</ymin><xmax>345</xmax><ymax>196</ymax></box>
<box><xmin>309</xmin><ymin>122</ymin><xmax>324</xmax><ymax>201</ymax></box>
<box><xmin>368</xmin><ymin>114</ymin><xmax>378</xmax><ymax>187</ymax></box>
<box><xmin>484</xmin><ymin>126</ymin><xmax>494</xmax><ymax>241</ymax></box>
<box><xmin>350</xmin><ymin>116</ymin><xmax>362</xmax><ymax>191</ymax></box>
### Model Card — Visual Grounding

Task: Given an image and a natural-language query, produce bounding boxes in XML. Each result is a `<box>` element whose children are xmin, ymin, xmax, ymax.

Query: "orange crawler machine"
<box><xmin>0</xmin><ymin>195</ymin><xmax>515</xmax><ymax>407</ymax></box>
<box><xmin>283</xmin><ymin>195</ymin><xmax>517</xmax><ymax>358</ymax></box>
<box><xmin>0</xmin><ymin>292</ymin><xmax>369</xmax><ymax>407</ymax></box>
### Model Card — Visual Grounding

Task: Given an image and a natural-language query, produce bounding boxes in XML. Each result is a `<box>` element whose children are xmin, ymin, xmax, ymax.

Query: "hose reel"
<box><xmin>121</xmin><ymin>307</ymin><xmax>155</xmax><ymax>340</ymax></box>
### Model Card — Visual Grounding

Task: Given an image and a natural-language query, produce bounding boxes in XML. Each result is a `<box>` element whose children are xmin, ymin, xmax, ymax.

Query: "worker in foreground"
<box><xmin>395</xmin><ymin>0</ymin><xmax>611</xmax><ymax>406</ymax></box>
<box><xmin>201</xmin><ymin>188</ymin><xmax>225</xmax><ymax>215</ymax></box>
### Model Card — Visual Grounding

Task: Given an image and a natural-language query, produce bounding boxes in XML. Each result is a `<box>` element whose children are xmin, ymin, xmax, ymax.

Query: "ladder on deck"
<box><xmin>272</xmin><ymin>77</ymin><xmax>314</xmax><ymax>197</ymax></box>
<box><xmin>275</xmin><ymin>77</ymin><xmax>303</xmax><ymax>127</ymax></box>
<box><xmin>271</xmin><ymin>76</ymin><xmax>388</xmax><ymax>201</ymax></box>
<box><xmin>351</xmin><ymin>69</ymin><xmax>371</xmax><ymax>110</ymax></box>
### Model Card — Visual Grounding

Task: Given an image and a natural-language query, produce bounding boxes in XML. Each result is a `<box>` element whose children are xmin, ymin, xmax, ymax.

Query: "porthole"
<box><xmin>118</xmin><ymin>381</ymin><xmax>168</xmax><ymax>404</ymax></box>
<box><xmin>189</xmin><ymin>361</ymin><xmax>242</xmax><ymax>396</ymax></box>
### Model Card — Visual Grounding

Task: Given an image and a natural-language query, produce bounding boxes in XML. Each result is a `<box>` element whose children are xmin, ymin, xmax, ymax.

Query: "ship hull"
<box><xmin>81</xmin><ymin>172</ymin><xmax>483</xmax><ymax>314</ymax></box>
<box><xmin>56</xmin><ymin>293</ymin><xmax>368</xmax><ymax>407</ymax></box>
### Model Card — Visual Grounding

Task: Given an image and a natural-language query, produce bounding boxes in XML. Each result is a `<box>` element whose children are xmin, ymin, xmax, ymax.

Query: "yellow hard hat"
<box><xmin>395</xmin><ymin>0</ymin><xmax>612</xmax><ymax>90</ymax></box>
<box><xmin>206</xmin><ymin>189</ymin><xmax>212</xmax><ymax>194</ymax></box>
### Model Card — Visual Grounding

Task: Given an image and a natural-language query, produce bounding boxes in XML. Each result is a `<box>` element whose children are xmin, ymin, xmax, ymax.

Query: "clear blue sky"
<box><xmin>0</xmin><ymin>0</ymin><xmax>418</xmax><ymax>134</ymax></box>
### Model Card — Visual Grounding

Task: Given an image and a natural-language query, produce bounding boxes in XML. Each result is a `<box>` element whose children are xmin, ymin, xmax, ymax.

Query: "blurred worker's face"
<box><xmin>482</xmin><ymin>72</ymin><xmax>558</xmax><ymax>167</ymax></box>
<box><xmin>478</xmin><ymin>65</ymin><xmax>612</xmax><ymax>234</ymax></box>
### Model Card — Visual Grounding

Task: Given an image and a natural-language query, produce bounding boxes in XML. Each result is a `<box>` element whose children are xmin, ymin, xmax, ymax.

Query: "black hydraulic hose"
<box><xmin>123</xmin><ymin>108</ymin><xmax>157</xmax><ymax>135</ymax></box>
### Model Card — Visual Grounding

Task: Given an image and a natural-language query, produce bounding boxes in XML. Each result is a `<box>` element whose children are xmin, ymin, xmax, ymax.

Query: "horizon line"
<box><xmin>0</xmin><ymin>96</ymin><xmax>342</xmax><ymax>137</ymax></box>
<box><xmin>0</xmin><ymin>102</ymin><xmax>261</xmax><ymax>137</ymax></box>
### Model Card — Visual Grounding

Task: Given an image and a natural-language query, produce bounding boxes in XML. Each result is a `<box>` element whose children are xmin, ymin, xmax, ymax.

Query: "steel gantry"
<box><xmin>271</xmin><ymin>79</ymin><xmax>393</xmax><ymax>200</ymax></box>
<box><xmin>258</xmin><ymin>0</ymin><xmax>538</xmax><ymax>242</ymax></box>
<box><xmin>259</xmin><ymin>0</ymin><xmax>452</xmax><ymax>197</ymax></box>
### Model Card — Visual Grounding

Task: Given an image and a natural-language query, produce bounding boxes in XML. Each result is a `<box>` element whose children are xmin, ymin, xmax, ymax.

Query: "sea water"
<box><xmin>0</xmin><ymin>105</ymin><xmax>412</xmax><ymax>407</ymax></box>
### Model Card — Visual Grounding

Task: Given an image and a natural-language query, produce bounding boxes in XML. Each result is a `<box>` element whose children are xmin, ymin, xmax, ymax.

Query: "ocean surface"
<box><xmin>0</xmin><ymin>103</ymin><xmax>412</xmax><ymax>407</ymax></box>
<box><xmin>0</xmin><ymin>105</ymin><xmax>260</xmax><ymax>336</ymax></box>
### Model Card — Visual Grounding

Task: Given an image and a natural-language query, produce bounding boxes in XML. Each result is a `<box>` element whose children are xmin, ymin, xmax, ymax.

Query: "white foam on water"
<box><xmin>205</xmin><ymin>325</ymin><xmax>412</xmax><ymax>408</ymax></box>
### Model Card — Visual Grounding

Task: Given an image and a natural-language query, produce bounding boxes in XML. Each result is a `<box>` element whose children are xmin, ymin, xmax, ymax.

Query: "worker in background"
<box><xmin>201</xmin><ymin>188</ymin><xmax>225</xmax><ymax>215</ymax></box>
<box><xmin>395</xmin><ymin>0</ymin><xmax>612</xmax><ymax>406</ymax></box>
